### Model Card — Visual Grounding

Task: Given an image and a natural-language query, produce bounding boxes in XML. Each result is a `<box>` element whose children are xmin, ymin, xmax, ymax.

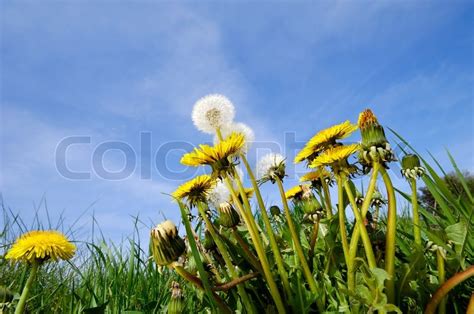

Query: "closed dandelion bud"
<box><xmin>270</xmin><ymin>205</ymin><xmax>281</xmax><ymax>216</ymax></box>
<box><xmin>167</xmin><ymin>281</ymin><xmax>185</xmax><ymax>314</ymax></box>
<box><xmin>217</xmin><ymin>202</ymin><xmax>240</xmax><ymax>228</ymax></box>
<box><xmin>151</xmin><ymin>220</ymin><xmax>186</xmax><ymax>266</ymax></box>
<box><xmin>202</xmin><ymin>229</ymin><xmax>216</xmax><ymax>251</ymax></box>
<box><xmin>357</xmin><ymin>109</ymin><xmax>395</xmax><ymax>168</ymax></box>
<box><xmin>401</xmin><ymin>154</ymin><xmax>425</xmax><ymax>180</ymax></box>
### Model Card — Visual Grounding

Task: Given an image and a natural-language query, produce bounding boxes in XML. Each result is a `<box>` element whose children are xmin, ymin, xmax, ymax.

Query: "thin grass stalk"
<box><xmin>224</xmin><ymin>178</ymin><xmax>287</xmax><ymax>314</ymax></box>
<box><xmin>275</xmin><ymin>176</ymin><xmax>318</xmax><ymax>294</ymax></box>
<box><xmin>321</xmin><ymin>179</ymin><xmax>333</xmax><ymax>218</ymax></box>
<box><xmin>343</xmin><ymin>179</ymin><xmax>377</xmax><ymax>269</ymax></box>
<box><xmin>240</xmin><ymin>154</ymin><xmax>291</xmax><ymax>296</ymax></box>
<box><xmin>15</xmin><ymin>262</ymin><xmax>39</xmax><ymax>314</ymax></box>
<box><xmin>177</xmin><ymin>201</ymin><xmax>221</xmax><ymax>312</ymax></box>
<box><xmin>410</xmin><ymin>178</ymin><xmax>422</xmax><ymax>246</ymax></box>
<box><xmin>436</xmin><ymin>251</ymin><xmax>446</xmax><ymax>314</ymax></box>
<box><xmin>197</xmin><ymin>203</ymin><xmax>255</xmax><ymax>313</ymax></box>
<box><xmin>424</xmin><ymin>266</ymin><xmax>474</xmax><ymax>314</ymax></box>
<box><xmin>379</xmin><ymin>166</ymin><xmax>397</xmax><ymax>304</ymax></box>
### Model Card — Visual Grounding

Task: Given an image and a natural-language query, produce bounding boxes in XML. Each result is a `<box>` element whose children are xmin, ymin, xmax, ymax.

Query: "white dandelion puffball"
<box><xmin>256</xmin><ymin>153</ymin><xmax>285</xmax><ymax>180</ymax></box>
<box><xmin>207</xmin><ymin>180</ymin><xmax>230</xmax><ymax>207</ymax></box>
<box><xmin>214</xmin><ymin>122</ymin><xmax>255</xmax><ymax>151</ymax></box>
<box><xmin>192</xmin><ymin>94</ymin><xmax>235</xmax><ymax>134</ymax></box>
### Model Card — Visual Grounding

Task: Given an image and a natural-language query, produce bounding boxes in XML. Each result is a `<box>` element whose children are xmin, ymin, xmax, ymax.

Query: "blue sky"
<box><xmin>1</xmin><ymin>1</ymin><xmax>473</xmax><ymax>242</ymax></box>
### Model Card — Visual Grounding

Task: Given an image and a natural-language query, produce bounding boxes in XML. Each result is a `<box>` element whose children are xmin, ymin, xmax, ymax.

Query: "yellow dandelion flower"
<box><xmin>172</xmin><ymin>175</ymin><xmax>216</xmax><ymax>207</ymax></box>
<box><xmin>310</xmin><ymin>144</ymin><xmax>360</xmax><ymax>169</ymax></box>
<box><xmin>6</xmin><ymin>230</ymin><xmax>76</xmax><ymax>264</ymax></box>
<box><xmin>294</xmin><ymin>121</ymin><xmax>358</xmax><ymax>163</ymax></box>
<box><xmin>299</xmin><ymin>168</ymin><xmax>331</xmax><ymax>183</ymax></box>
<box><xmin>181</xmin><ymin>132</ymin><xmax>245</xmax><ymax>178</ymax></box>
<box><xmin>285</xmin><ymin>185</ymin><xmax>306</xmax><ymax>200</ymax></box>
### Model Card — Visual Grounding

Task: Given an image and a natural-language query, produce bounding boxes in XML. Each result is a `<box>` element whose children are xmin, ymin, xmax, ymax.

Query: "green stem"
<box><xmin>425</xmin><ymin>266</ymin><xmax>474</xmax><ymax>314</ymax></box>
<box><xmin>232</xmin><ymin>227</ymin><xmax>263</xmax><ymax>273</ymax></box>
<box><xmin>15</xmin><ymin>262</ymin><xmax>39</xmax><ymax>314</ymax></box>
<box><xmin>173</xmin><ymin>264</ymin><xmax>232</xmax><ymax>314</ymax></box>
<box><xmin>321</xmin><ymin>179</ymin><xmax>333</xmax><ymax>218</ymax></box>
<box><xmin>308</xmin><ymin>219</ymin><xmax>320</xmax><ymax>273</ymax></box>
<box><xmin>276</xmin><ymin>177</ymin><xmax>318</xmax><ymax>294</ymax></box>
<box><xmin>224</xmin><ymin>178</ymin><xmax>287</xmax><ymax>314</ymax></box>
<box><xmin>178</xmin><ymin>202</ymin><xmax>221</xmax><ymax>312</ymax></box>
<box><xmin>379</xmin><ymin>166</ymin><xmax>397</xmax><ymax>304</ymax></box>
<box><xmin>197</xmin><ymin>203</ymin><xmax>254</xmax><ymax>313</ymax></box>
<box><xmin>240</xmin><ymin>154</ymin><xmax>291</xmax><ymax>296</ymax></box>
<box><xmin>347</xmin><ymin>163</ymin><xmax>379</xmax><ymax>290</ymax></box>
<box><xmin>343</xmin><ymin>179</ymin><xmax>377</xmax><ymax>269</ymax></box>
<box><xmin>410</xmin><ymin>178</ymin><xmax>422</xmax><ymax>246</ymax></box>
<box><xmin>337</xmin><ymin>176</ymin><xmax>352</xmax><ymax>289</ymax></box>
<box><xmin>436</xmin><ymin>251</ymin><xmax>446</xmax><ymax>314</ymax></box>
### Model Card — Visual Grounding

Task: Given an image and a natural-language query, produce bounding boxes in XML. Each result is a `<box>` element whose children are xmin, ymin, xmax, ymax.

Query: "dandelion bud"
<box><xmin>202</xmin><ymin>229</ymin><xmax>216</xmax><ymax>251</ymax></box>
<box><xmin>371</xmin><ymin>189</ymin><xmax>387</xmax><ymax>207</ymax></box>
<box><xmin>151</xmin><ymin>221</ymin><xmax>186</xmax><ymax>266</ymax></box>
<box><xmin>358</xmin><ymin>109</ymin><xmax>395</xmax><ymax>169</ymax></box>
<box><xmin>401</xmin><ymin>154</ymin><xmax>425</xmax><ymax>180</ymax></box>
<box><xmin>355</xmin><ymin>191</ymin><xmax>364</xmax><ymax>207</ymax></box>
<box><xmin>167</xmin><ymin>281</ymin><xmax>185</xmax><ymax>314</ymax></box>
<box><xmin>270</xmin><ymin>205</ymin><xmax>281</xmax><ymax>216</ymax></box>
<box><xmin>216</xmin><ymin>202</ymin><xmax>240</xmax><ymax>228</ymax></box>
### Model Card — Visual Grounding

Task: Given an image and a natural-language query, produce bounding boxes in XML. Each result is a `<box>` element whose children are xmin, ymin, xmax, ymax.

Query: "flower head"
<box><xmin>371</xmin><ymin>188</ymin><xmax>387</xmax><ymax>207</ymax></box>
<box><xmin>181</xmin><ymin>132</ymin><xmax>245</xmax><ymax>178</ymax></box>
<box><xmin>294</xmin><ymin>121</ymin><xmax>358</xmax><ymax>164</ymax></box>
<box><xmin>168</xmin><ymin>281</ymin><xmax>185</xmax><ymax>314</ymax></box>
<box><xmin>285</xmin><ymin>184</ymin><xmax>307</xmax><ymax>200</ymax></box>
<box><xmin>358</xmin><ymin>109</ymin><xmax>395</xmax><ymax>169</ymax></box>
<box><xmin>207</xmin><ymin>180</ymin><xmax>230</xmax><ymax>208</ymax></box>
<box><xmin>172</xmin><ymin>175</ymin><xmax>216</xmax><ymax>208</ymax></box>
<box><xmin>5</xmin><ymin>230</ymin><xmax>76</xmax><ymax>264</ymax></box>
<box><xmin>299</xmin><ymin>168</ymin><xmax>332</xmax><ymax>189</ymax></box>
<box><xmin>401</xmin><ymin>154</ymin><xmax>425</xmax><ymax>180</ymax></box>
<box><xmin>192</xmin><ymin>94</ymin><xmax>235</xmax><ymax>134</ymax></box>
<box><xmin>256</xmin><ymin>153</ymin><xmax>286</xmax><ymax>184</ymax></box>
<box><xmin>215</xmin><ymin>122</ymin><xmax>255</xmax><ymax>152</ymax></box>
<box><xmin>151</xmin><ymin>220</ymin><xmax>186</xmax><ymax>266</ymax></box>
<box><xmin>216</xmin><ymin>202</ymin><xmax>241</xmax><ymax>228</ymax></box>
<box><xmin>310</xmin><ymin>144</ymin><xmax>360</xmax><ymax>175</ymax></box>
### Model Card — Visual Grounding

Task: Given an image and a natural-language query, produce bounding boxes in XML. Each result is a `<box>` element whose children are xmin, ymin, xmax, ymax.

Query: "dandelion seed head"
<box><xmin>192</xmin><ymin>94</ymin><xmax>235</xmax><ymax>134</ymax></box>
<box><xmin>256</xmin><ymin>153</ymin><xmax>285</xmax><ymax>180</ymax></box>
<box><xmin>207</xmin><ymin>180</ymin><xmax>230</xmax><ymax>207</ymax></box>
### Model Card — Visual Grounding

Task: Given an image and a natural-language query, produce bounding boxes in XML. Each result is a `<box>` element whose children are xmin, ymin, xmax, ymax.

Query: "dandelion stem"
<box><xmin>308</xmin><ymin>218</ymin><xmax>320</xmax><ymax>273</ymax></box>
<box><xmin>240</xmin><ymin>154</ymin><xmax>291</xmax><ymax>296</ymax></box>
<box><xmin>410</xmin><ymin>178</ymin><xmax>422</xmax><ymax>246</ymax></box>
<box><xmin>276</xmin><ymin>176</ymin><xmax>318</xmax><ymax>294</ymax></box>
<box><xmin>178</xmin><ymin>202</ymin><xmax>221</xmax><ymax>312</ymax></box>
<box><xmin>425</xmin><ymin>265</ymin><xmax>474</xmax><ymax>314</ymax></box>
<box><xmin>336</xmin><ymin>177</ymin><xmax>351</xmax><ymax>286</ymax></box>
<box><xmin>197</xmin><ymin>203</ymin><xmax>255</xmax><ymax>313</ymax></box>
<box><xmin>321</xmin><ymin>179</ymin><xmax>333</xmax><ymax>218</ymax></box>
<box><xmin>15</xmin><ymin>261</ymin><xmax>39</xmax><ymax>314</ymax></box>
<box><xmin>379</xmin><ymin>166</ymin><xmax>397</xmax><ymax>304</ymax></box>
<box><xmin>436</xmin><ymin>250</ymin><xmax>446</xmax><ymax>314</ymax></box>
<box><xmin>343</xmin><ymin>179</ymin><xmax>377</xmax><ymax>269</ymax></box>
<box><xmin>232</xmin><ymin>227</ymin><xmax>263</xmax><ymax>273</ymax></box>
<box><xmin>224</xmin><ymin>178</ymin><xmax>287</xmax><ymax>314</ymax></box>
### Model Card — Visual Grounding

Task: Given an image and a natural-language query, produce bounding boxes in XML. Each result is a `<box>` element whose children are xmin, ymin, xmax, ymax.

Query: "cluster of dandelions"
<box><xmin>149</xmin><ymin>94</ymin><xmax>464</xmax><ymax>314</ymax></box>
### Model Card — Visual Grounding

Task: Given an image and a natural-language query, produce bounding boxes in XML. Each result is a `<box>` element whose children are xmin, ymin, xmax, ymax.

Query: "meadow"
<box><xmin>1</xmin><ymin>95</ymin><xmax>473</xmax><ymax>313</ymax></box>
